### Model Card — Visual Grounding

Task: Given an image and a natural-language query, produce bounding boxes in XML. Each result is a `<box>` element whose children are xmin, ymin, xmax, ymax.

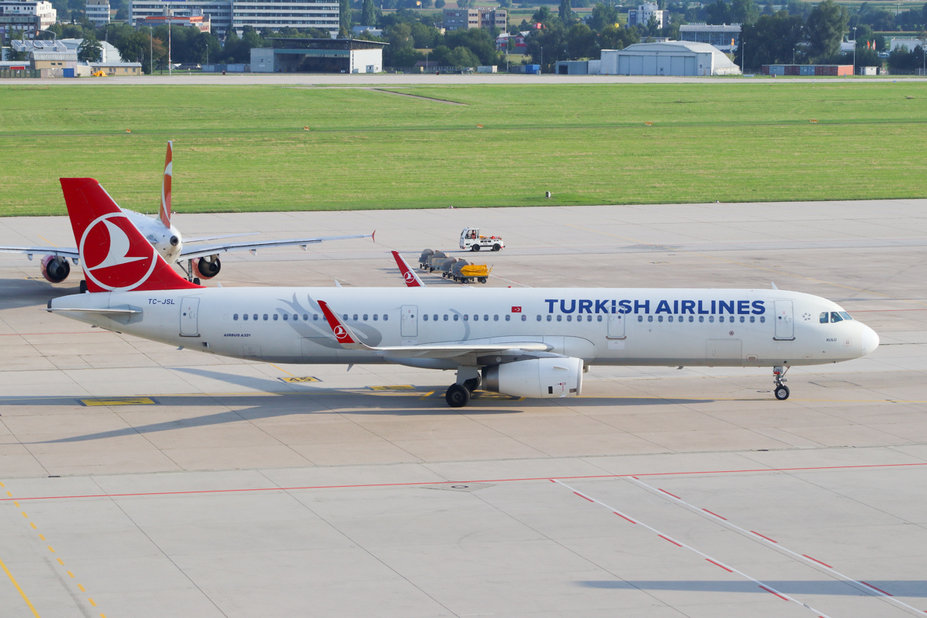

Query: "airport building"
<box><xmin>250</xmin><ymin>37</ymin><xmax>386</xmax><ymax>73</ymax></box>
<box><xmin>600</xmin><ymin>41</ymin><xmax>741</xmax><ymax>76</ymax></box>
<box><xmin>679</xmin><ymin>23</ymin><xmax>740</xmax><ymax>54</ymax></box>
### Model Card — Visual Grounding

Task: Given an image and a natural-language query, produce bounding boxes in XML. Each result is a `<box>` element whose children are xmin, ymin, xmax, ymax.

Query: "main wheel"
<box><xmin>774</xmin><ymin>385</ymin><xmax>790</xmax><ymax>400</ymax></box>
<box><xmin>446</xmin><ymin>384</ymin><xmax>471</xmax><ymax>407</ymax></box>
<box><xmin>492</xmin><ymin>244</ymin><xmax>501</xmax><ymax>251</ymax></box>
<box><xmin>471</xmin><ymin>245</ymin><xmax>480</xmax><ymax>252</ymax></box>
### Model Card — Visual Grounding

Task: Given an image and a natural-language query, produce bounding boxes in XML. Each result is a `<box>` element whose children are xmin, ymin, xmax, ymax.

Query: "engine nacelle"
<box><xmin>41</xmin><ymin>255</ymin><xmax>71</xmax><ymax>283</ymax></box>
<box><xmin>192</xmin><ymin>255</ymin><xmax>221</xmax><ymax>279</ymax></box>
<box><xmin>482</xmin><ymin>357</ymin><xmax>583</xmax><ymax>399</ymax></box>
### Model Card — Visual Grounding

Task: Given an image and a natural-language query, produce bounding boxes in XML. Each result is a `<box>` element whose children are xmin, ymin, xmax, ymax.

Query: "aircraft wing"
<box><xmin>0</xmin><ymin>246</ymin><xmax>80</xmax><ymax>261</ymax></box>
<box><xmin>178</xmin><ymin>232</ymin><xmax>375</xmax><ymax>261</ymax></box>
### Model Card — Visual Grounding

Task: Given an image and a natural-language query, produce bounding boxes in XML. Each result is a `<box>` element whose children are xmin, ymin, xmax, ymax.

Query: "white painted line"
<box><xmin>551</xmin><ymin>479</ymin><xmax>831</xmax><ymax>617</ymax></box>
<box><xmin>627</xmin><ymin>477</ymin><xmax>925</xmax><ymax>615</ymax></box>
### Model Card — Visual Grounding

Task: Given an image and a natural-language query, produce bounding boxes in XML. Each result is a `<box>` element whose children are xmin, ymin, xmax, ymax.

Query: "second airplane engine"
<box><xmin>192</xmin><ymin>255</ymin><xmax>221</xmax><ymax>279</ymax></box>
<box><xmin>41</xmin><ymin>255</ymin><xmax>71</xmax><ymax>283</ymax></box>
<box><xmin>482</xmin><ymin>357</ymin><xmax>583</xmax><ymax>399</ymax></box>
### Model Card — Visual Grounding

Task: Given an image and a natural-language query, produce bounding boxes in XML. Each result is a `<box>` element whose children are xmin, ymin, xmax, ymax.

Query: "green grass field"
<box><xmin>1</xmin><ymin>81</ymin><xmax>926</xmax><ymax>216</ymax></box>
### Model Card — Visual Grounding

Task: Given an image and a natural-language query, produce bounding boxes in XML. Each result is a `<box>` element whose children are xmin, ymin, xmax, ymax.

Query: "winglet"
<box><xmin>317</xmin><ymin>300</ymin><xmax>366</xmax><ymax>349</ymax></box>
<box><xmin>159</xmin><ymin>140</ymin><xmax>172</xmax><ymax>228</ymax></box>
<box><xmin>391</xmin><ymin>250</ymin><xmax>425</xmax><ymax>287</ymax></box>
<box><xmin>60</xmin><ymin>178</ymin><xmax>200</xmax><ymax>293</ymax></box>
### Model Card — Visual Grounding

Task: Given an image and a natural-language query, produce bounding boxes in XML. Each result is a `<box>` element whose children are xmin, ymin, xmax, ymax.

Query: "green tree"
<box><xmin>805</xmin><ymin>0</ymin><xmax>848</xmax><ymax>62</ymax></box>
<box><xmin>361</xmin><ymin>0</ymin><xmax>378</xmax><ymax>26</ymax></box>
<box><xmin>78</xmin><ymin>35</ymin><xmax>103</xmax><ymax>62</ymax></box>
<box><xmin>739</xmin><ymin>11</ymin><xmax>802</xmax><ymax>69</ymax></box>
<box><xmin>588</xmin><ymin>3</ymin><xmax>620</xmax><ymax>32</ymax></box>
<box><xmin>340</xmin><ymin>0</ymin><xmax>352</xmax><ymax>34</ymax></box>
<box><xmin>598</xmin><ymin>24</ymin><xmax>638</xmax><ymax>50</ymax></box>
<box><xmin>559</xmin><ymin>0</ymin><xmax>574</xmax><ymax>24</ymax></box>
<box><xmin>566</xmin><ymin>23</ymin><xmax>597</xmax><ymax>58</ymax></box>
<box><xmin>731</xmin><ymin>0</ymin><xmax>759</xmax><ymax>25</ymax></box>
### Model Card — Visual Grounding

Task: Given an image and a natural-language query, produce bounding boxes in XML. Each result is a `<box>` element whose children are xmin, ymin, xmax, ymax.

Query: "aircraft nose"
<box><xmin>860</xmin><ymin>324</ymin><xmax>880</xmax><ymax>356</ymax></box>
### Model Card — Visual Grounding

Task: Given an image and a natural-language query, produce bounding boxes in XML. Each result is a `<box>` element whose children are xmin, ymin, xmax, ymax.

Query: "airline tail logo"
<box><xmin>160</xmin><ymin>140</ymin><xmax>173</xmax><ymax>228</ymax></box>
<box><xmin>80</xmin><ymin>212</ymin><xmax>158</xmax><ymax>291</ymax></box>
<box><xmin>403</xmin><ymin>271</ymin><xmax>417</xmax><ymax>285</ymax></box>
<box><xmin>333</xmin><ymin>325</ymin><xmax>348</xmax><ymax>341</ymax></box>
<box><xmin>60</xmin><ymin>178</ymin><xmax>200</xmax><ymax>293</ymax></box>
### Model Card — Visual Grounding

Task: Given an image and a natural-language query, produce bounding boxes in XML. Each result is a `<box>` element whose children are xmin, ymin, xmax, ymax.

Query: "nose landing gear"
<box><xmin>773</xmin><ymin>365</ymin><xmax>790</xmax><ymax>400</ymax></box>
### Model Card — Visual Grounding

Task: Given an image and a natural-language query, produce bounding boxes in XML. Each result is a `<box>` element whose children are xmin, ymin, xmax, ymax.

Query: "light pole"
<box><xmin>852</xmin><ymin>26</ymin><xmax>857</xmax><ymax>75</ymax></box>
<box><xmin>168</xmin><ymin>10</ymin><xmax>172</xmax><ymax>76</ymax></box>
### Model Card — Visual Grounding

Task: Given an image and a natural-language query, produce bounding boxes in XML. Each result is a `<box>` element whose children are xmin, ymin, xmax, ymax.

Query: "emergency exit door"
<box><xmin>773</xmin><ymin>300</ymin><xmax>794</xmax><ymax>341</ymax></box>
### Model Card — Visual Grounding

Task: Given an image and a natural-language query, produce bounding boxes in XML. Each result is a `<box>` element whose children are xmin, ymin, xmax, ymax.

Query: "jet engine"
<box><xmin>482</xmin><ymin>357</ymin><xmax>583</xmax><ymax>399</ymax></box>
<box><xmin>192</xmin><ymin>255</ymin><xmax>221</xmax><ymax>279</ymax></box>
<box><xmin>41</xmin><ymin>255</ymin><xmax>71</xmax><ymax>283</ymax></box>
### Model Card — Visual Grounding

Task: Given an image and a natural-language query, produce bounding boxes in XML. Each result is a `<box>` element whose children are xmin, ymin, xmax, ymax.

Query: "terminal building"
<box><xmin>130</xmin><ymin>0</ymin><xmax>338</xmax><ymax>36</ymax></box>
<box><xmin>250</xmin><ymin>37</ymin><xmax>387</xmax><ymax>73</ymax></box>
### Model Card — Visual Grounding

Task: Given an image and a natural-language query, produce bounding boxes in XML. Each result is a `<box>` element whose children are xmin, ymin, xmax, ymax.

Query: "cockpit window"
<box><xmin>821</xmin><ymin>311</ymin><xmax>854</xmax><ymax>324</ymax></box>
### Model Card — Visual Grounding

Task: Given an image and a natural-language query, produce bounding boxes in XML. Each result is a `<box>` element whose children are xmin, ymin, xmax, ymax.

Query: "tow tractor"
<box><xmin>459</xmin><ymin>227</ymin><xmax>503</xmax><ymax>252</ymax></box>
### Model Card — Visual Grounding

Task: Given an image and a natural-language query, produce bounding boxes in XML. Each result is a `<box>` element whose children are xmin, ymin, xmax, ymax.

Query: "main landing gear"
<box><xmin>773</xmin><ymin>365</ymin><xmax>790</xmax><ymax>400</ymax></box>
<box><xmin>445</xmin><ymin>370</ymin><xmax>481</xmax><ymax>408</ymax></box>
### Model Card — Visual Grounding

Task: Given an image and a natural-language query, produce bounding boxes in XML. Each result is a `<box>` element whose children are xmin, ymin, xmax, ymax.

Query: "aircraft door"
<box><xmin>773</xmin><ymin>300</ymin><xmax>794</xmax><ymax>341</ymax></box>
<box><xmin>606</xmin><ymin>313</ymin><xmax>626</xmax><ymax>339</ymax></box>
<box><xmin>180</xmin><ymin>297</ymin><xmax>200</xmax><ymax>337</ymax></box>
<box><xmin>400</xmin><ymin>305</ymin><xmax>418</xmax><ymax>338</ymax></box>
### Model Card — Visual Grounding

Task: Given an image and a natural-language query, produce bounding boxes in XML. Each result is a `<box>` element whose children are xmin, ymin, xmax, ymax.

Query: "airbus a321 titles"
<box><xmin>1</xmin><ymin>142</ymin><xmax>373</xmax><ymax>288</ymax></box>
<box><xmin>48</xmin><ymin>178</ymin><xmax>879</xmax><ymax>407</ymax></box>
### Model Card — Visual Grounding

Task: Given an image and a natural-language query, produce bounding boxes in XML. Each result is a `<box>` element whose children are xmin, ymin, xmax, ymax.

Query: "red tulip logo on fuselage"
<box><xmin>80</xmin><ymin>213</ymin><xmax>158</xmax><ymax>291</ymax></box>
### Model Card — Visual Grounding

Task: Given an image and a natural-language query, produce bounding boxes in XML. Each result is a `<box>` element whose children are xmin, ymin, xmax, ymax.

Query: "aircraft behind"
<box><xmin>48</xmin><ymin>178</ymin><xmax>879</xmax><ymax>407</ymax></box>
<box><xmin>1</xmin><ymin>142</ymin><xmax>373</xmax><ymax>287</ymax></box>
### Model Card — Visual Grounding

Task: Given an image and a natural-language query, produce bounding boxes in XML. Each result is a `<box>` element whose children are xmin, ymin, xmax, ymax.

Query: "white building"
<box><xmin>600</xmin><ymin>41</ymin><xmax>741</xmax><ymax>76</ymax></box>
<box><xmin>130</xmin><ymin>0</ymin><xmax>339</xmax><ymax>36</ymax></box>
<box><xmin>231</xmin><ymin>0</ymin><xmax>338</xmax><ymax>33</ymax></box>
<box><xmin>627</xmin><ymin>3</ymin><xmax>664</xmax><ymax>30</ymax></box>
<box><xmin>679</xmin><ymin>23</ymin><xmax>740</xmax><ymax>53</ymax></box>
<box><xmin>0</xmin><ymin>0</ymin><xmax>57</xmax><ymax>36</ymax></box>
<box><xmin>889</xmin><ymin>37</ymin><xmax>925</xmax><ymax>52</ymax></box>
<box><xmin>131</xmin><ymin>0</ymin><xmax>231</xmax><ymax>35</ymax></box>
<box><xmin>85</xmin><ymin>0</ymin><xmax>110</xmax><ymax>25</ymax></box>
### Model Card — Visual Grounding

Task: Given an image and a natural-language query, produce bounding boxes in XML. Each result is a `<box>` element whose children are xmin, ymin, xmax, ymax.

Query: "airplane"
<box><xmin>48</xmin><ymin>178</ymin><xmax>880</xmax><ymax>408</ymax></box>
<box><xmin>0</xmin><ymin>142</ymin><xmax>374</xmax><ymax>288</ymax></box>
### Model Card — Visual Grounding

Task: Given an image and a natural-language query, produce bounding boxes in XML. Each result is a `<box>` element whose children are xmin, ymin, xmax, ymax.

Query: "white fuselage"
<box><xmin>50</xmin><ymin>287</ymin><xmax>878</xmax><ymax>369</ymax></box>
<box><xmin>122</xmin><ymin>208</ymin><xmax>182</xmax><ymax>264</ymax></box>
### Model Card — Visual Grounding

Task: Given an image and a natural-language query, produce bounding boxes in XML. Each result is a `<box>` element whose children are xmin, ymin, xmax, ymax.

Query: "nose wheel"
<box><xmin>773</xmin><ymin>365</ymin><xmax>790</xmax><ymax>400</ymax></box>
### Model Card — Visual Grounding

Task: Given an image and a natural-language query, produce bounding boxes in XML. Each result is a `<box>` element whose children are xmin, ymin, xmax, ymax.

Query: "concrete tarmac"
<box><xmin>1</xmin><ymin>199</ymin><xmax>926</xmax><ymax>617</ymax></box>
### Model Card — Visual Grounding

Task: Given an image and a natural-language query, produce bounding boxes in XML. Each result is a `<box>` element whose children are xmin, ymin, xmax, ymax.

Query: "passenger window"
<box><xmin>283</xmin><ymin>314</ymin><xmax>288</xmax><ymax>321</ymax></box>
<box><xmin>647</xmin><ymin>315</ymin><xmax>653</xmax><ymax>322</ymax></box>
<box><xmin>373</xmin><ymin>314</ymin><xmax>378</xmax><ymax>321</ymax></box>
<box><xmin>688</xmin><ymin>316</ymin><xmax>694</xmax><ymax>322</ymax></box>
<box><xmin>383</xmin><ymin>314</ymin><xmax>388</xmax><ymax>321</ymax></box>
<box><xmin>637</xmin><ymin>316</ymin><xmax>643</xmax><ymax>322</ymax></box>
<box><xmin>273</xmin><ymin>314</ymin><xmax>278</xmax><ymax>321</ymax></box>
<box><xmin>740</xmin><ymin>316</ymin><xmax>745</xmax><ymax>323</ymax></box>
<box><xmin>521</xmin><ymin>315</ymin><xmax>527</xmax><ymax>321</ymax></box>
<box><xmin>750</xmin><ymin>316</ymin><xmax>755</xmax><ymax>323</ymax></box>
<box><xmin>504</xmin><ymin>315</ymin><xmax>510</xmax><ymax>322</ymax></box>
<box><xmin>557</xmin><ymin>315</ymin><xmax>563</xmax><ymax>322</ymax></box>
<box><xmin>463</xmin><ymin>315</ymin><xmax>469</xmax><ymax>321</ymax></box>
<box><xmin>454</xmin><ymin>315</ymin><xmax>459</xmax><ymax>321</ymax></box>
<box><xmin>243</xmin><ymin>314</ymin><xmax>248</xmax><ymax>321</ymax></box>
<box><xmin>305</xmin><ymin>314</ymin><xmax>311</xmax><ymax>321</ymax></box>
<box><xmin>233</xmin><ymin>313</ymin><xmax>239</xmax><ymax>321</ymax></box>
<box><xmin>253</xmin><ymin>314</ymin><xmax>258</xmax><ymax>321</ymax></box>
<box><xmin>658</xmin><ymin>316</ymin><xmax>663</xmax><ymax>323</ymax></box>
<box><xmin>699</xmin><ymin>316</ymin><xmax>704</xmax><ymax>323</ymax></box>
<box><xmin>566</xmin><ymin>315</ymin><xmax>572</xmax><ymax>322</ymax></box>
<box><xmin>709</xmin><ymin>316</ymin><xmax>714</xmax><ymax>323</ymax></box>
<box><xmin>598</xmin><ymin>315</ymin><xmax>603</xmax><ymax>322</ymax></box>
<box><xmin>547</xmin><ymin>315</ymin><xmax>553</xmax><ymax>322</ymax></box>
<box><xmin>494</xmin><ymin>315</ymin><xmax>499</xmax><ymax>321</ymax></box>
<box><xmin>760</xmin><ymin>316</ymin><xmax>766</xmax><ymax>323</ymax></box>
<box><xmin>363</xmin><ymin>314</ymin><xmax>369</xmax><ymax>321</ymax></box>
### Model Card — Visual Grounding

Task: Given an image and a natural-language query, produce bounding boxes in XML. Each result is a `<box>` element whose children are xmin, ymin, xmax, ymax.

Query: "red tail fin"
<box><xmin>391</xmin><ymin>250</ymin><xmax>424</xmax><ymax>287</ymax></box>
<box><xmin>160</xmin><ymin>140</ymin><xmax>172</xmax><ymax>228</ymax></box>
<box><xmin>59</xmin><ymin>178</ymin><xmax>200</xmax><ymax>293</ymax></box>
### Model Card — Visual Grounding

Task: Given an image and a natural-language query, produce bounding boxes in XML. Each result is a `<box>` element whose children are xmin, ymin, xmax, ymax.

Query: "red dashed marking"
<box><xmin>658</xmin><ymin>534</ymin><xmax>682</xmax><ymax>548</ymax></box>
<box><xmin>750</xmin><ymin>530</ymin><xmax>778</xmax><ymax>543</ymax></box>
<box><xmin>758</xmin><ymin>585</ymin><xmax>789</xmax><ymax>601</ymax></box>
<box><xmin>702</xmin><ymin>508</ymin><xmax>727</xmax><ymax>520</ymax></box>
<box><xmin>574</xmin><ymin>491</ymin><xmax>594</xmax><ymax>503</ymax></box>
<box><xmin>802</xmin><ymin>554</ymin><xmax>833</xmax><ymax>569</ymax></box>
<box><xmin>861</xmin><ymin>581</ymin><xmax>892</xmax><ymax>596</ymax></box>
<box><xmin>705</xmin><ymin>558</ymin><xmax>733</xmax><ymax>573</ymax></box>
<box><xmin>613</xmin><ymin>511</ymin><xmax>637</xmax><ymax>524</ymax></box>
<box><xmin>658</xmin><ymin>488</ymin><xmax>681</xmax><ymax>500</ymax></box>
